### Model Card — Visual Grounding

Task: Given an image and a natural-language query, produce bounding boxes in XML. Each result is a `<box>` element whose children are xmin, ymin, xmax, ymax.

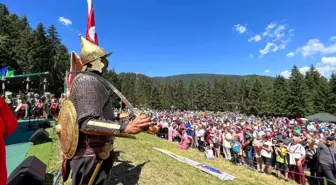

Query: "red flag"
<box><xmin>86</xmin><ymin>0</ymin><xmax>98</xmax><ymax>45</ymax></box>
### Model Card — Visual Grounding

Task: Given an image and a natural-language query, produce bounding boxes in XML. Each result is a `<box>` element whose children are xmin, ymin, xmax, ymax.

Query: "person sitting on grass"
<box><xmin>275</xmin><ymin>140</ymin><xmax>289</xmax><ymax>181</ymax></box>
<box><xmin>179</xmin><ymin>129</ymin><xmax>191</xmax><ymax>150</ymax></box>
<box><xmin>231</xmin><ymin>135</ymin><xmax>242</xmax><ymax>165</ymax></box>
<box><xmin>204</xmin><ymin>144</ymin><xmax>215</xmax><ymax>159</ymax></box>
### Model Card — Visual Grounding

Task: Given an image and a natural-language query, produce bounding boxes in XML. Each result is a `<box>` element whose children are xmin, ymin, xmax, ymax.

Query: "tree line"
<box><xmin>0</xmin><ymin>4</ymin><xmax>69</xmax><ymax>93</ymax></box>
<box><xmin>104</xmin><ymin>66</ymin><xmax>336</xmax><ymax>118</ymax></box>
<box><xmin>1</xmin><ymin>3</ymin><xmax>336</xmax><ymax>117</ymax></box>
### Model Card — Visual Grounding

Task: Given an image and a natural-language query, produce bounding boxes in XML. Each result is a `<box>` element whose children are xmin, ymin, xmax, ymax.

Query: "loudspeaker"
<box><xmin>7</xmin><ymin>156</ymin><xmax>46</xmax><ymax>185</ymax></box>
<box><xmin>29</xmin><ymin>128</ymin><xmax>49</xmax><ymax>145</ymax></box>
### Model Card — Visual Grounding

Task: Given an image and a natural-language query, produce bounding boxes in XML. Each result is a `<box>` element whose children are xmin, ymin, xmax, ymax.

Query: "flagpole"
<box><xmin>86</xmin><ymin>0</ymin><xmax>98</xmax><ymax>45</ymax></box>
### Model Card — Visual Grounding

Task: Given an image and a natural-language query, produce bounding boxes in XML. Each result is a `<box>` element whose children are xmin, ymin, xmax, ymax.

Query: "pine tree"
<box><xmin>272</xmin><ymin>75</ymin><xmax>289</xmax><ymax>115</ymax></box>
<box><xmin>261</xmin><ymin>83</ymin><xmax>273</xmax><ymax>115</ymax></box>
<box><xmin>212</xmin><ymin>79</ymin><xmax>221</xmax><ymax>111</ymax></box>
<box><xmin>187</xmin><ymin>80</ymin><xmax>196</xmax><ymax>110</ymax></box>
<box><xmin>288</xmin><ymin>65</ymin><xmax>308</xmax><ymax>117</ymax></box>
<box><xmin>239</xmin><ymin>79</ymin><xmax>249</xmax><ymax>113</ymax></box>
<box><xmin>173</xmin><ymin>79</ymin><xmax>187</xmax><ymax>110</ymax></box>
<box><xmin>104</xmin><ymin>69</ymin><xmax>121</xmax><ymax>108</ymax></box>
<box><xmin>205</xmin><ymin>81</ymin><xmax>212</xmax><ymax>111</ymax></box>
<box><xmin>27</xmin><ymin>23</ymin><xmax>50</xmax><ymax>73</ymax></box>
<box><xmin>327</xmin><ymin>73</ymin><xmax>336</xmax><ymax>114</ymax></box>
<box><xmin>231</xmin><ymin>81</ymin><xmax>240</xmax><ymax>112</ymax></box>
<box><xmin>245</xmin><ymin>76</ymin><xmax>263</xmax><ymax>115</ymax></box>
<box><xmin>150</xmin><ymin>85</ymin><xmax>161</xmax><ymax>109</ymax></box>
<box><xmin>317</xmin><ymin>76</ymin><xmax>329</xmax><ymax>112</ymax></box>
<box><xmin>221</xmin><ymin>77</ymin><xmax>234</xmax><ymax>111</ymax></box>
<box><xmin>194</xmin><ymin>80</ymin><xmax>207</xmax><ymax>111</ymax></box>
<box><xmin>305</xmin><ymin>66</ymin><xmax>318</xmax><ymax>114</ymax></box>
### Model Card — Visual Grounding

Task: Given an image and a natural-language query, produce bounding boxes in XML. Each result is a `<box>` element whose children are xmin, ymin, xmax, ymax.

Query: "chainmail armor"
<box><xmin>70</xmin><ymin>72</ymin><xmax>128</xmax><ymax>156</ymax></box>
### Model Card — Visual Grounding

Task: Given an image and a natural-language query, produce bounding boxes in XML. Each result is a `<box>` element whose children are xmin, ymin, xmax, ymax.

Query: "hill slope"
<box><xmin>111</xmin><ymin>134</ymin><xmax>296</xmax><ymax>185</ymax></box>
<box><xmin>34</xmin><ymin>127</ymin><xmax>297</xmax><ymax>185</ymax></box>
<box><xmin>151</xmin><ymin>73</ymin><xmax>275</xmax><ymax>85</ymax></box>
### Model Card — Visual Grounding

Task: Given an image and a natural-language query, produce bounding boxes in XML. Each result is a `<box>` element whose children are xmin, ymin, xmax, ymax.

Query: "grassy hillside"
<box><xmin>110</xmin><ymin>133</ymin><xmax>295</xmax><ymax>185</ymax></box>
<box><xmin>151</xmin><ymin>73</ymin><xmax>275</xmax><ymax>85</ymax></box>
<box><xmin>27</xmin><ymin>124</ymin><xmax>296</xmax><ymax>185</ymax></box>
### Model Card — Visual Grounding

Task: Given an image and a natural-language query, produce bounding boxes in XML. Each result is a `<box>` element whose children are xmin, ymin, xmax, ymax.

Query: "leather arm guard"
<box><xmin>80</xmin><ymin>117</ymin><xmax>128</xmax><ymax>136</ymax></box>
<box><xmin>70</xmin><ymin>73</ymin><xmax>129</xmax><ymax>136</ymax></box>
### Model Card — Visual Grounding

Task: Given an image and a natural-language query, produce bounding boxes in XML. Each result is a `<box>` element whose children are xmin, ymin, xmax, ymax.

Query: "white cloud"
<box><xmin>316</xmin><ymin>57</ymin><xmax>336</xmax><ymax>77</ymax></box>
<box><xmin>280</xmin><ymin>70</ymin><xmax>291</xmax><ymax>79</ymax></box>
<box><xmin>259</xmin><ymin>42</ymin><xmax>278</xmax><ymax>56</ymax></box>
<box><xmin>249</xmin><ymin>54</ymin><xmax>254</xmax><ymax>59</ymax></box>
<box><xmin>248</xmin><ymin>34</ymin><xmax>262</xmax><ymax>42</ymax></box>
<box><xmin>58</xmin><ymin>16</ymin><xmax>72</xmax><ymax>26</ymax></box>
<box><xmin>273</xmin><ymin>25</ymin><xmax>286</xmax><ymax>41</ymax></box>
<box><xmin>264</xmin><ymin>69</ymin><xmax>270</xmax><ymax>73</ymax></box>
<box><xmin>245</xmin><ymin>21</ymin><xmax>293</xmax><ymax>57</ymax></box>
<box><xmin>266</xmin><ymin>22</ymin><xmax>277</xmax><ymax>30</ymax></box>
<box><xmin>299</xmin><ymin>66</ymin><xmax>310</xmax><ymax>74</ymax></box>
<box><xmin>280</xmin><ymin>57</ymin><xmax>336</xmax><ymax>79</ymax></box>
<box><xmin>286</xmin><ymin>52</ymin><xmax>295</xmax><ymax>57</ymax></box>
<box><xmin>330</xmin><ymin>36</ymin><xmax>336</xmax><ymax>42</ymax></box>
<box><xmin>295</xmin><ymin>39</ymin><xmax>336</xmax><ymax>57</ymax></box>
<box><xmin>321</xmin><ymin>56</ymin><xmax>336</xmax><ymax>65</ymax></box>
<box><xmin>234</xmin><ymin>24</ymin><xmax>247</xmax><ymax>34</ymax></box>
<box><xmin>280</xmin><ymin>66</ymin><xmax>310</xmax><ymax>79</ymax></box>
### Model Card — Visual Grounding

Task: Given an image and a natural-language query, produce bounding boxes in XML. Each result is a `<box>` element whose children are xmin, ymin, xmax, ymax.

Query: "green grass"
<box><xmin>25</xmin><ymin>121</ymin><xmax>62</xmax><ymax>174</ymax></box>
<box><xmin>110</xmin><ymin>133</ymin><xmax>298</xmax><ymax>185</ymax></box>
<box><xmin>27</xmin><ymin>125</ymin><xmax>298</xmax><ymax>185</ymax></box>
<box><xmin>25</xmin><ymin>127</ymin><xmax>55</xmax><ymax>166</ymax></box>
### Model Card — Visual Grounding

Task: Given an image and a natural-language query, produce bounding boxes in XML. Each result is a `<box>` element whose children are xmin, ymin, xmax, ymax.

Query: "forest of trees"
<box><xmin>104</xmin><ymin>66</ymin><xmax>336</xmax><ymax>118</ymax></box>
<box><xmin>1</xmin><ymin>3</ymin><xmax>336</xmax><ymax>117</ymax></box>
<box><xmin>0</xmin><ymin>4</ymin><xmax>69</xmax><ymax>93</ymax></box>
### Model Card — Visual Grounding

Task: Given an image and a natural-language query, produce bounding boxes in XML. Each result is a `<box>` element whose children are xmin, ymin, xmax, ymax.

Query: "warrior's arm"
<box><xmin>71</xmin><ymin>74</ymin><xmax>129</xmax><ymax>136</ymax></box>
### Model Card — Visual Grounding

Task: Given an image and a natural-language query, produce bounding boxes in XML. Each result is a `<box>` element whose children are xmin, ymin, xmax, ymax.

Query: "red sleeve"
<box><xmin>0</xmin><ymin>97</ymin><xmax>18</xmax><ymax>137</ymax></box>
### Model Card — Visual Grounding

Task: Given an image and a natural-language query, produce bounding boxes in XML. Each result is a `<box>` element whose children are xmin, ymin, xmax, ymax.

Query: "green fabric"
<box><xmin>5</xmin><ymin>72</ymin><xmax>49</xmax><ymax>79</ymax></box>
<box><xmin>6</xmin><ymin>70</ymin><xmax>14</xmax><ymax>77</ymax></box>
<box><xmin>294</xmin><ymin>129</ymin><xmax>302</xmax><ymax>134</ymax></box>
<box><xmin>305</xmin><ymin>112</ymin><xmax>336</xmax><ymax>122</ymax></box>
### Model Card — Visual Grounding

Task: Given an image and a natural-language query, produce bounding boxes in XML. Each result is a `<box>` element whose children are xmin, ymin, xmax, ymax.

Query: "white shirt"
<box><xmin>222</xmin><ymin>132</ymin><xmax>232</xmax><ymax>148</ymax></box>
<box><xmin>161</xmin><ymin>121</ymin><xmax>169</xmax><ymax>128</ymax></box>
<box><xmin>197</xmin><ymin>129</ymin><xmax>205</xmax><ymax>142</ymax></box>
<box><xmin>288</xmin><ymin>143</ymin><xmax>305</xmax><ymax>159</ymax></box>
<box><xmin>261</xmin><ymin>141</ymin><xmax>272</xmax><ymax>158</ymax></box>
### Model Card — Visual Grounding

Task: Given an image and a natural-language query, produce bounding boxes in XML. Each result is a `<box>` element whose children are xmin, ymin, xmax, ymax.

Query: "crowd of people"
<box><xmin>148</xmin><ymin>110</ymin><xmax>336</xmax><ymax>185</ymax></box>
<box><xmin>2</xmin><ymin>91</ymin><xmax>65</xmax><ymax>119</ymax></box>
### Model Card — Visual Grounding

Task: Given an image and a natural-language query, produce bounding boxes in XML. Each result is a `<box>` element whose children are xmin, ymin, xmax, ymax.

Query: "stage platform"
<box><xmin>5</xmin><ymin>118</ymin><xmax>45</xmax><ymax>176</ymax></box>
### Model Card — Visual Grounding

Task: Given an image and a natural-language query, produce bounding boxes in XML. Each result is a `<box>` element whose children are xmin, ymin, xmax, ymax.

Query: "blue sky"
<box><xmin>2</xmin><ymin>0</ymin><xmax>336</xmax><ymax>77</ymax></box>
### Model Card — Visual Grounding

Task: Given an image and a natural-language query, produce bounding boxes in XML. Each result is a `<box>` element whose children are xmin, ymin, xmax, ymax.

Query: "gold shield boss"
<box><xmin>56</xmin><ymin>100</ymin><xmax>78</xmax><ymax>159</ymax></box>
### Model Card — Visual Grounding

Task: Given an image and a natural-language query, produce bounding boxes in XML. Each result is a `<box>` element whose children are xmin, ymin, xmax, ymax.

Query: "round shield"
<box><xmin>56</xmin><ymin>100</ymin><xmax>78</xmax><ymax>159</ymax></box>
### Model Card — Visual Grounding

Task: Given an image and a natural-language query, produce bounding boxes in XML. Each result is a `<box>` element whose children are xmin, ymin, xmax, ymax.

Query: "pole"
<box><xmin>26</xmin><ymin>77</ymin><xmax>31</xmax><ymax>92</ymax></box>
<box><xmin>88</xmin><ymin>160</ymin><xmax>104</xmax><ymax>185</ymax></box>
<box><xmin>43</xmin><ymin>78</ymin><xmax>47</xmax><ymax>95</ymax></box>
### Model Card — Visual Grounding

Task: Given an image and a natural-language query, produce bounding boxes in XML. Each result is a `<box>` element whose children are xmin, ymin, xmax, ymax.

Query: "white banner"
<box><xmin>153</xmin><ymin>147</ymin><xmax>236</xmax><ymax>181</ymax></box>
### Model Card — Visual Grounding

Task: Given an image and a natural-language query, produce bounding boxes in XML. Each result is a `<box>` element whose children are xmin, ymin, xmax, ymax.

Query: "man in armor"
<box><xmin>59</xmin><ymin>35</ymin><xmax>152</xmax><ymax>185</ymax></box>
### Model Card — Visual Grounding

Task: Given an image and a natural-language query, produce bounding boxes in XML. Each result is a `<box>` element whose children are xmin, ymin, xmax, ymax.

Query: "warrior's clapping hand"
<box><xmin>124</xmin><ymin>115</ymin><xmax>152</xmax><ymax>134</ymax></box>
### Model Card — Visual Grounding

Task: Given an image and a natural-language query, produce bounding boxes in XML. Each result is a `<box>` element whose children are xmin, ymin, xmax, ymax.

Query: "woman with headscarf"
<box><xmin>0</xmin><ymin>96</ymin><xmax>18</xmax><ymax>185</ymax></box>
